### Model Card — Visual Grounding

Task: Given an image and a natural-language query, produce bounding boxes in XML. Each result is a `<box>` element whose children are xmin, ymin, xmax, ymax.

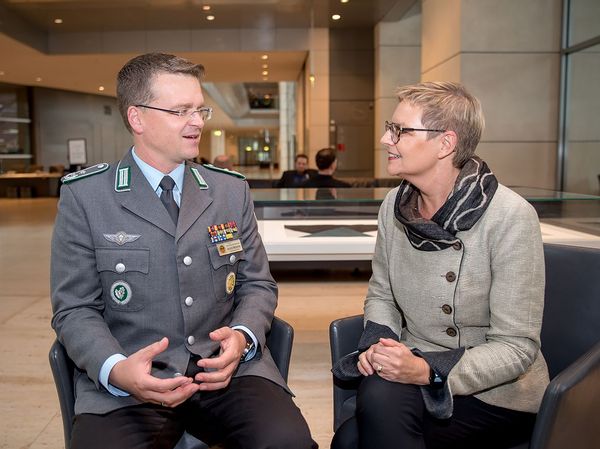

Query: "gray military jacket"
<box><xmin>51</xmin><ymin>150</ymin><xmax>284</xmax><ymax>415</ymax></box>
<box><xmin>365</xmin><ymin>184</ymin><xmax>549</xmax><ymax>413</ymax></box>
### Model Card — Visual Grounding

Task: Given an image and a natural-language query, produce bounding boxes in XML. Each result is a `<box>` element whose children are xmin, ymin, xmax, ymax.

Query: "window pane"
<box><xmin>564</xmin><ymin>43</ymin><xmax>600</xmax><ymax>194</ymax></box>
<box><xmin>568</xmin><ymin>0</ymin><xmax>600</xmax><ymax>46</ymax></box>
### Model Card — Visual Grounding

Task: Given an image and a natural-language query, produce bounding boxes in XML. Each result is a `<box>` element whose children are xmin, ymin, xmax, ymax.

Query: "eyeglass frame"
<box><xmin>384</xmin><ymin>120</ymin><xmax>445</xmax><ymax>144</ymax></box>
<box><xmin>135</xmin><ymin>104</ymin><xmax>213</xmax><ymax>121</ymax></box>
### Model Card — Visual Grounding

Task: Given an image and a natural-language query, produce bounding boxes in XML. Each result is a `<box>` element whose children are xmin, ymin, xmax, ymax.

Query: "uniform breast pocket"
<box><xmin>207</xmin><ymin>244</ymin><xmax>246</xmax><ymax>302</ymax></box>
<box><xmin>96</xmin><ymin>247</ymin><xmax>150</xmax><ymax>312</ymax></box>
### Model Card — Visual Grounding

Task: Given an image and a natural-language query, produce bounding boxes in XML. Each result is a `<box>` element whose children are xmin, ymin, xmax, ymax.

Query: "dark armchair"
<box><xmin>50</xmin><ymin>316</ymin><xmax>294</xmax><ymax>449</ymax></box>
<box><xmin>330</xmin><ymin>243</ymin><xmax>600</xmax><ymax>449</ymax></box>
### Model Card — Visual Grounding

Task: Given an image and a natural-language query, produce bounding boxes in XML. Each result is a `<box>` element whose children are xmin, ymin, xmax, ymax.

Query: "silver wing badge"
<box><xmin>103</xmin><ymin>231</ymin><xmax>141</xmax><ymax>246</ymax></box>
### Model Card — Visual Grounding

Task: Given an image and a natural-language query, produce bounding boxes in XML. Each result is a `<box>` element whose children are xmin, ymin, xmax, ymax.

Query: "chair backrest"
<box><xmin>49</xmin><ymin>316</ymin><xmax>294</xmax><ymax>449</ymax></box>
<box><xmin>540</xmin><ymin>244</ymin><xmax>600</xmax><ymax>378</ymax></box>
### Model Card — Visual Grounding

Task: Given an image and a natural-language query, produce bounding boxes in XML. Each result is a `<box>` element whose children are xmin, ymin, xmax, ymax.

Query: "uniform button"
<box><xmin>229</xmin><ymin>254</ymin><xmax>236</xmax><ymax>263</ymax></box>
<box><xmin>185</xmin><ymin>296</ymin><xmax>194</xmax><ymax>306</ymax></box>
<box><xmin>115</xmin><ymin>263</ymin><xmax>125</xmax><ymax>273</ymax></box>
<box><xmin>174</xmin><ymin>372</ymin><xmax>183</xmax><ymax>377</ymax></box>
<box><xmin>446</xmin><ymin>328</ymin><xmax>457</xmax><ymax>337</ymax></box>
<box><xmin>452</xmin><ymin>242</ymin><xmax>462</xmax><ymax>251</ymax></box>
<box><xmin>187</xmin><ymin>336</ymin><xmax>195</xmax><ymax>345</ymax></box>
<box><xmin>445</xmin><ymin>271</ymin><xmax>456</xmax><ymax>282</ymax></box>
<box><xmin>442</xmin><ymin>304</ymin><xmax>452</xmax><ymax>314</ymax></box>
<box><xmin>183</xmin><ymin>256</ymin><xmax>193</xmax><ymax>266</ymax></box>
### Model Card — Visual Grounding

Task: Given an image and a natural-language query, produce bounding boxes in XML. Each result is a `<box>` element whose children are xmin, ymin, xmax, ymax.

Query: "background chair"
<box><xmin>50</xmin><ymin>316</ymin><xmax>294</xmax><ymax>449</ymax></box>
<box><xmin>330</xmin><ymin>243</ymin><xmax>600</xmax><ymax>449</ymax></box>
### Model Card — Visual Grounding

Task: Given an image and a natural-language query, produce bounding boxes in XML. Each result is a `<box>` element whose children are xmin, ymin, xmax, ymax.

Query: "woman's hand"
<box><xmin>357</xmin><ymin>344</ymin><xmax>376</xmax><ymax>376</ymax></box>
<box><xmin>368</xmin><ymin>338</ymin><xmax>430</xmax><ymax>385</ymax></box>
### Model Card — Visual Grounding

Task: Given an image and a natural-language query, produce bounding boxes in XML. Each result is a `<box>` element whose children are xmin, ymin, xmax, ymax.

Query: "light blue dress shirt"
<box><xmin>99</xmin><ymin>148</ymin><xmax>257</xmax><ymax>396</ymax></box>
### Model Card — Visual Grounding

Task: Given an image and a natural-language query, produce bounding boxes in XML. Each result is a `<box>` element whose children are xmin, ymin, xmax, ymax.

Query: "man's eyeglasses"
<box><xmin>135</xmin><ymin>104</ymin><xmax>213</xmax><ymax>121</ymax></box>
<box><xmin>384</xmin><ymin>120</ymin><xmax>445</xmax><ymax>144</ymax></box>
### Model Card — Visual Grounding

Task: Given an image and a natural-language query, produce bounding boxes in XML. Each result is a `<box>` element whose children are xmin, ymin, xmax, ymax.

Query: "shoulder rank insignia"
<box><xmin>202</xmin><ymin>163</ymin><xmax>246</xmax><ymax>180</ymax></box>
<box><xmin>61</xmin><ymin>163</ymin><xmax>109</xmax><ymax>184</ymax></box>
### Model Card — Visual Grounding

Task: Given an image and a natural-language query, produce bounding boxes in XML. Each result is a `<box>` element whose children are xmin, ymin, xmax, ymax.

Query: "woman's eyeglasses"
<box><xmin>384</xmin><ymin>120</ymin><xmax>445</xmax><ymax>144</ymax></box>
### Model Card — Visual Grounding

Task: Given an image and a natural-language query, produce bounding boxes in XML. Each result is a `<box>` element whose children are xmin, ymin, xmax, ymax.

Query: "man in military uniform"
<box><xmin>51</xmin><ymin>53</ymin><xmax>316</xmax><ymax>449</ymax></box>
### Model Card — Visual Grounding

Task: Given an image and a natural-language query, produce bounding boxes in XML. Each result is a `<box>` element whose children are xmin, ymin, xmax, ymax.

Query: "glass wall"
<box><xmin>0</xmin><ymin>84</ymin><xmax>32</xmax><ymax>173</ymax></box>
<box><xmin>562</xmin><ymin>0</ymin><xmax>600</xmax><ymax>194</ymax></box>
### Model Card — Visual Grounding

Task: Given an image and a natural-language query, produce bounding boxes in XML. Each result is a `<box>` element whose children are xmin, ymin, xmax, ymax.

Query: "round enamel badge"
<box><xmin>225</xmin><ymin>272</ymin><xmax>236</xmax><ymax>295</ymax></box>
<box><xmin>110</xmin><ymin>281</ymin><xmax>132</xmax><ymax>305</ymax></box>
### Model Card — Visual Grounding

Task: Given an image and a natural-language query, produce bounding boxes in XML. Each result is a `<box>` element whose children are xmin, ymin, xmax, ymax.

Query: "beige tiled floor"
<box><xmin>0</xmin><ymin>198</ymin><xmax>368</xmax><ymax>449</ymax></box>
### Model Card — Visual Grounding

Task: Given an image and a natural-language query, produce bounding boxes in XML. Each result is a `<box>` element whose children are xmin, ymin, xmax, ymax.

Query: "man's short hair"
<box><xmin>315</xmin><ymin>148</ymin><xmax>337</xmax><ymax>170</ymax></box>
<box><xmin>395</xmin><ymin>81</ymin><xmax>484</xmax><ymax>168</ymax></box>
<box><xmin>295</xmin><ymin>154</ymin><xmax>309</xmax><ymax>162</ymax></box>
<box><xmin>117</xmin><ymin>53</ymin><xmax>205</xmax><ymax>133</ymax></box>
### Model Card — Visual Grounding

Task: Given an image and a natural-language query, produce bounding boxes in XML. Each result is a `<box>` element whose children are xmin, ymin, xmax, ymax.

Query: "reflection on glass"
<box><xmin>564</xmin><ymin>43</ymin><xmax>600</xmax><ymax>194</ymax></box>
<box><xmin>568</xmin><ymin>0</ymin><xmax>600</xmax><ymax>46</ymax></box>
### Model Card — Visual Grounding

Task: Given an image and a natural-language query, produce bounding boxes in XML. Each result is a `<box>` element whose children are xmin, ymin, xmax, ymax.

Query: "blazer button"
<box><xmin>185</xmin><ymin>296</ymin><xmax>194</xmax><ymax>306</ymax></box>
<box><xmin>187</xmin><ymin>336</ymin><xmax>195</xmax><ymax>345</ymax></box>
<box><xmin>115</xmin><ymin>263</ymin><xmax>126</xmax><ymax>273</ymax></box>
<box><xmin>446</xmin><ymin>328</ymin><xmax>457</xmax><ymax>337</ymax></box>
<box><xmin>442</xmin><ymin>304</ymin><xmax>452</xmax><ymax>314</ymax></box>
<box><xmin>229</xmin><ymin>254</ymin><xmax>236</xmax><ymax>263</ymax></box>
<box><xmin>452</xmin><ymin>242</ymin><xmax>462</xmax><ymax>251</ymax></box>
<box><xmin>445</xmin><ymin>271</ymin><xmax>456</xmax><ymax>282</ymax></box>
<box><xmin>183</xmin><ymin>256</ymin><xmax>193</xmax><ymax>266</ymax></box>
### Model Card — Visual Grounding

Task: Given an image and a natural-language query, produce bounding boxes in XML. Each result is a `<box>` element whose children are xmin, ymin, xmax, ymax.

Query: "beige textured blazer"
<box><xmin>364</xmin><ymin>184</ymin><xmax>549</xmax><ymax>413</ymax></box>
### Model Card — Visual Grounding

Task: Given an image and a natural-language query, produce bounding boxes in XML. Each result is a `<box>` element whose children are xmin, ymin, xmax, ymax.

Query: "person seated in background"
<box><xmin>274</xmin><ymin>154</ymin><xmax>317</xmax><ymax>187</ymax></box>
<box><xmin>301</xmin><ymin>148</ymin><xmax>351</xmax><ymax>188</ymax></box>
<box><xmin>331</xmin><ymin>81</ymin><xmax>547</xmax><ymax>449</ymax></box>
<box><xmin>212</xmin><ymin>154</ymin><xmax>234</xmax><ymax>171</ymax></box>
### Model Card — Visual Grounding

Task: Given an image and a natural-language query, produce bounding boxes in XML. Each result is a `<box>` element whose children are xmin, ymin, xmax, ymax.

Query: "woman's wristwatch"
<box><xmin>429</xmin><ymin>367</ymin><xmax>445</xmax><ymax>389</ymax></box>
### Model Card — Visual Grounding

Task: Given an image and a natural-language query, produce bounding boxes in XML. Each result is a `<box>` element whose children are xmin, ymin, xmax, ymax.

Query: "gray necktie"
<box><xmin>159</xmin><ymin>176</ymin><xmax>179</xmax><ymax>224</ymax></box>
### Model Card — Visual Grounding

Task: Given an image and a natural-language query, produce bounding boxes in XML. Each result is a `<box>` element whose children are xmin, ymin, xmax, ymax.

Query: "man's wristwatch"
<box><xmin>237</xmin><ymin>330</ymin><xmax>255</xmax><ymax>362</ymax></box>
<box><xmin>429</xmin><ymin>367</ymin><xmax>445</xmax><ymax>389</ymax></box>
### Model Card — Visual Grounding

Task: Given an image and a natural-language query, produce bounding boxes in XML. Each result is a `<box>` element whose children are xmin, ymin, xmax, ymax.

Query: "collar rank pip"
<box><xmin>114</xmin><ymin>163</ymin><xmax>131</xmax><ymax>192</ymax></box>
<box><xmin>61</xmin><ymin>163</ymin><xmax>109</xmax><ymax>184</ymax></box>
<box><xmin>208</xmin><ymin>221</ymin><xmax>238</xmax><ymax>243</ymax></box>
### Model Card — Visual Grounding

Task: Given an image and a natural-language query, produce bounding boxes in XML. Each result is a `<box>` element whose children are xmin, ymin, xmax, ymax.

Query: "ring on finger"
<box><xmin>376</xmin><ymin>364</ymin><xmax>383</xmax><ymax>373</ymax></box>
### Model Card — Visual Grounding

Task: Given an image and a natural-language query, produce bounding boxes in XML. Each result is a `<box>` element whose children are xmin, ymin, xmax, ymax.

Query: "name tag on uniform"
<box><xmin>217</xmin><ymin>239</ymin><xmax>243</xmax><ymax>256</ymax></box>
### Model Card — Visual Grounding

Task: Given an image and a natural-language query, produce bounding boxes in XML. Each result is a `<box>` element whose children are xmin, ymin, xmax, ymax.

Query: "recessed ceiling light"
<box><xmin>262</xmin><ymin>64</ymin><xmax>268</xmax><ymax>69</ymax></box>
<box><xmin>332</xmin><ymin>14</ymin><xmax>341</xmax><ymax>20</ymax></box>
<box><xmin>0</xmin><ymin>71</ymin><xmax>4</xmax><ymax>76</ymax></box>
<box><xmin>261</xmin><ymin>54</ymin><xmax>268</xmax><ymax>60</ymax></box>
<box><xmin>206</xmin><ymin>15</ymin><xmax>215</xmax><ymax>20</ymax></box>
<box><xmin>262</xmin><ymin>71</ymin><xmax>268</xmax><ymax>76</ymax></box>
<box><xmin>213</xmin><ymin>130</ymin><xmax>222</xmax><ymax>137</ymax></box>
<box><xmin>35</xmin><ymin>77</ymin><xmax>42</xmax><ymax>82</ymax></box>
<box><xmin>54</xmin><ymin>18</ymin><xmax>63</xmax><ymax>24</ymax></box>
<box><xmin>98</xmin><ymin>86</ymin><xmax>105</xmax><ymax>92</ymax></box>
<box><xmin>263</xmin><ymin>77</ymin><xmax>268</xmax><ymax>81</ymax></box>
<box><xmin>202</xmin><ymin>5</ymin><xmax>211</xmax><ymax>11</ymax></box>
<box><xmin>341</xmin><ymin>0</ymin><xmax>349</xmax><ymax>3</ymax></box>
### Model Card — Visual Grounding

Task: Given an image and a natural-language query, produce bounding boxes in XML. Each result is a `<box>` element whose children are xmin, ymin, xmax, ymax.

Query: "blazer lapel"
<box><xmin>117</xmin><ymin>151</ymin><xmax>176</xmax><ymax>237</ymax></box>
<box><xmin>176</xmin><ymin>164</ymin><xmax>213</xmax><ymax>242</ymax></box>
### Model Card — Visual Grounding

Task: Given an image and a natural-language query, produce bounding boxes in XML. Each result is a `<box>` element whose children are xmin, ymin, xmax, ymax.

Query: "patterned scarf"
<box><xmin>393</xmin><ymin>157</ymin><xmax>498</xmax><ymax>251</ymax></box>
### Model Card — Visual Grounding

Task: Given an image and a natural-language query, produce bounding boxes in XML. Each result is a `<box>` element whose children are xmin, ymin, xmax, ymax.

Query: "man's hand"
<box><xmin>109</xmin><ymin>337</ymin><xmax>200</xmax><ymax>407</ymax></box>
<box><xmin>195</xmin><ymin>327</ymin><xmax>246</xmax><ymax>391</ymax></box>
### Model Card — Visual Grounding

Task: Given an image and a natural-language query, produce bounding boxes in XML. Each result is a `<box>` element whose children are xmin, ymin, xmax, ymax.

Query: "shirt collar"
<box><xmin>131</xmin><ymin>147</ymin><xmax>185</xmax><ymax>194</ymax></box>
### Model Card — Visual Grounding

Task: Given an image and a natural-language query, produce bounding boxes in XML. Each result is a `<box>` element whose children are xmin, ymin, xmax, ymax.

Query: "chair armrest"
<box><xmin>530</xmin><ymin>341</ymin><xmax>600</xmax><ymax>449</ymax></box>
<box><xmin>266</xmin><ymin>316</ymin><xmax>294</xmax><ymax>383</ymax></box>
<box><xmin>48</xmin><ymin>339</ymin><xmax>76</xmax><ymax>449</ymax></box>
<box><xmin>330</xmin><ymin>315</ymin><xmax>364</xmax><ymax>431</ymax></box>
